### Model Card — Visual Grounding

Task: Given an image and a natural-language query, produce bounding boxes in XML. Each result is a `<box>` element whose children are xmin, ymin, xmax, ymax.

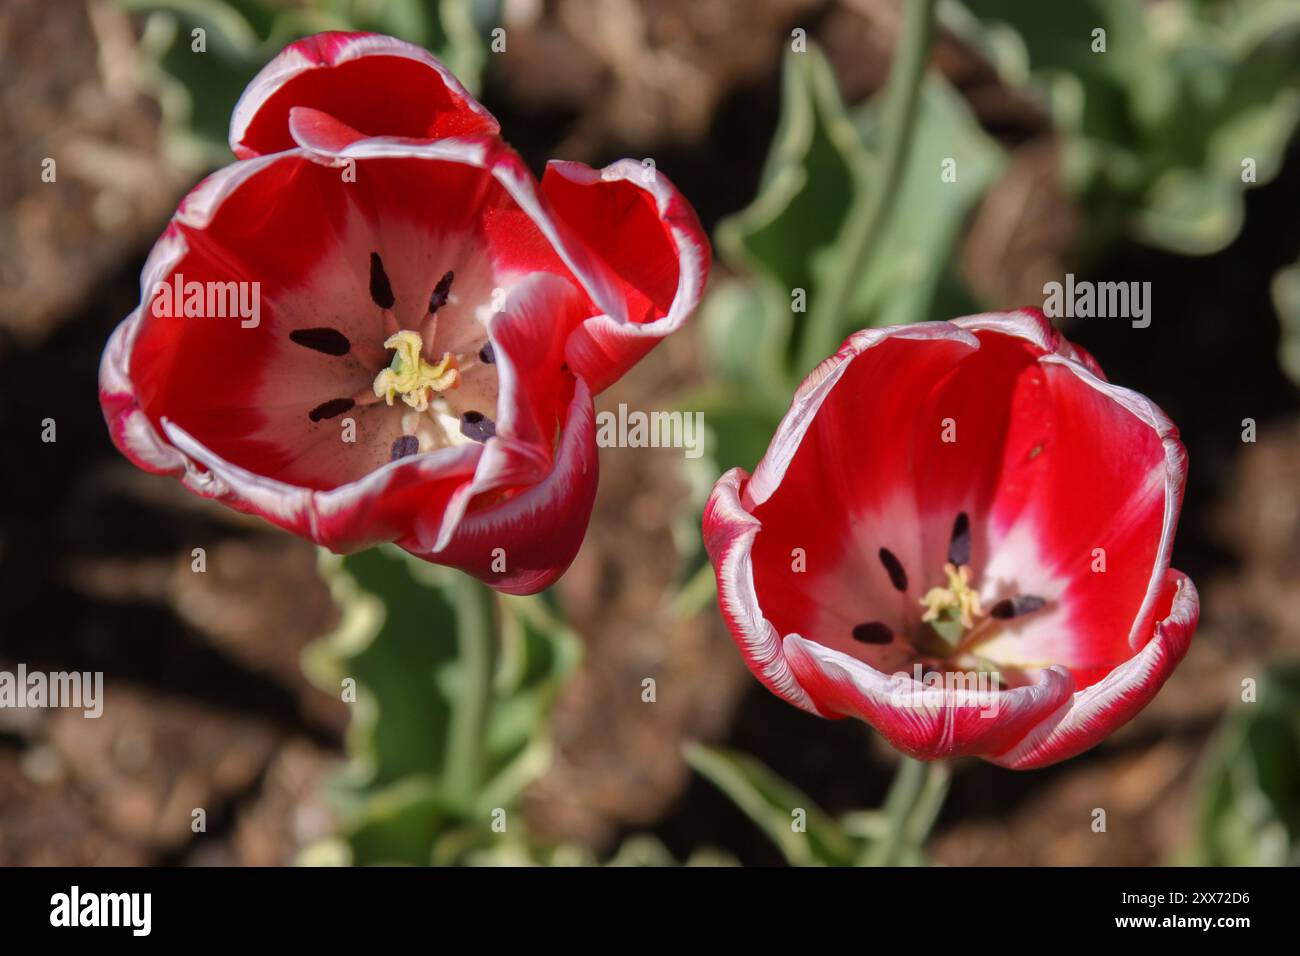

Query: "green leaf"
<box><xmin>344</xmin><ymin>777</ymin><xmax>450</xmax><ymax>866</ymax></box>
<box><xmin>716</xmin><ymin>47</ymin><xmax>871</xmax><ymax>305</ymax></box>
<box><xmin>954</xmin><ymin>0</ymin><xmax>1300</xmax><ymax>255</ymax></box>
<box><xmin>1191</xmin><ymin>664</ymin><xmax>1300</xmax><ymax>866</ymax></box>
<box><xmin>304</xmin><ymin>547</ymin><xmax>462</xmax><ymax>793</ymax></box>
<box><xmin>302</xmin><ymin>545</ymin><xmax>580</xmax><ymax>865</ymax></box>
<box><xmin>834</xmin><ymin>75</ymin><xmax>1005</xmax><ymax>332</ymax></box>
<box><xmin>478</xmin><ymin>592</ymin><xmax>582</xmax><ymax>811</ymax></box>
<box><xmin>684</xmin><ymin>743</ymin><xmax>859</xmax><ymax>866</ymax></box>
<box><xmin>711</xmin><ymin>45</ymin><xmax>1004</xmax><ymax>384</ymax></box>
<box><xmin>675</xmin><ymin>385</ymin><xmax>785</xmax><ymax>476</ymax></box>
<box><xmin>697</xmin><ymin>279</ymin><xmax>793</xmax><ymax>395</ymax></box>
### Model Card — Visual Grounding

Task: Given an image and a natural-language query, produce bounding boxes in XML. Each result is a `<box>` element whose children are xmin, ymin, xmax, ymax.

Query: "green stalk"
<box><xmin>445</xmin><ymin>575</ymin><xmax>497</xmax><ymax>810</ymax></box>
<box><xmin>904</xmin><ymin>757</ymin><xmax>951</xmax><ymax>847</ymax></box>
<box><xmin>864</xmin><ymin>756</ymin><xmax>947</xmax><ymax>866</ymax></box>
<box><xmin>795</xmin><ymin>0</ymin><xmax>938</xmax><ymax>374</ymax></box>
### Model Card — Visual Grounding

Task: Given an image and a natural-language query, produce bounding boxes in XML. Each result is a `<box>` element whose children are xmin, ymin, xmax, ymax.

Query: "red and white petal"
<box><xmin>297</xmin><ymin>135</ymin><xmax>627</xmax><ymax>327</ymax></box>
<box><xmin>952</xmin><ymin>308</ymin><xmax>1106</xmax><ymax>380</ymax></box>
<box><xmin>162</xmin><ymin>416</ymin><xmax>483</xmax><ymax>554</ymax></box>
<box><xmin>100</xmin><ymin>152</ymin><xmax>290</xmax><ymax>480</ymax></box>
<box><xmin>704</xmin><ymin>467</ymin><xmax>826</xmax><ymax>716</ymax></box>
<box><xmin>541</xmin><ymin>159</ymin><xmax>711</xmax><ymax>393</ymax></box>
<box><xmin>743</xmin><ymin>323</ymin><xmax>980</xmax><ymax>656</ymax></box>
<box><xmin>988</xmin><ymin>570</ymin><xmax>1199</xmax><ymax>769</ymax></box>
<box><xmin>957</xmin><ymin>312</ymin><xmax>1187</xmax><ymax>685</ymax></box>
<box><xmin>420</xmin><ymin>271</ymin><xmax>592</xmax><ymax>553</ymax></box>
<box><xmin>101</xmin><ymin>310</ymin><xmax>188</xmax><ymax>476</ymax></box>
<box><xmin>408</xmin><ymin>379</ymin><xmax>600</xmax><ymax>595</ymax></box>
<box><xmin>230</xmin><ymin>31</ymin><xmax>498</xmax><ymax>159</ymax></box>
<box><xmin>487</xmin><ymin>272</ymin><xmax>590</xmax><ymax>458</ymax></box>
<box><xmin>782</xmin><ymin>635</ymin><xmax>1076</xmax><ymax>760</ymax></box>
<box><xmin>287</xmin><ymin>106</ymin><xmax>368</xmax><ymax>155</ymax></box>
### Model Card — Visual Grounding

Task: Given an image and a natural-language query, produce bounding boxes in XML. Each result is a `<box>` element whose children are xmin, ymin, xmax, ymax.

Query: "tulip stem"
<box><xmin>446</xmin><ymin>576</ymin><xmax>498</xmax><ymax>810</ymax></box>
<box><xmin>796</xmin><ymin>0</ymin><xmax>938</xmax><ymax>375</ymax></box>
<box><xmin>865</xmin><ymin>756</ymin><xmax>949</xmax><ymax>866</ymax></box>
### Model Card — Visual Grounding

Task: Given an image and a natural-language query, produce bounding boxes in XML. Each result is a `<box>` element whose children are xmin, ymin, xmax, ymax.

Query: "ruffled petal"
<box><xmin>704</xmin><ymin>467</ymin><xmax>825</xmax><ymax>716</ymax></box>
<box><xmin>541</xmin><ymin>159</ymin><xmax>711</xmax><ymax>393</ymax></box>
<box><xmin>230</xmin><ymin>31</ymin><xmax>498</xmax><ymax>159</ymax></box>
<box><xmin>783</xmin><ymin>634</ymin><xmax>1076</xmax><ymax>760</ymax></box>
<box><xmin>988</xmin><ymin>570</ymin><xmax>1199</xmax><ymax>769</ymax></box>
<box><xmin>744</xmin><ymin>323</ymin><xmax>980</xmax><ymax>660</ymax></box>
<box><xmin>410</xmin><ymin>379</ymin><xmax>600</xmax><ymax>595</ymax></box>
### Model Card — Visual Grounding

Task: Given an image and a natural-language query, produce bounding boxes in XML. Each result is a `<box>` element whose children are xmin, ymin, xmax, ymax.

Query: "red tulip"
<box><xmin>100</xmin><ymin>32</ymin><xmax>708</xmax><ymax>594</ymax></box>
<box><xmin>703</xmin><ymin>310</ymin><xmax>1198</xmax><ymax>768</ymax></box>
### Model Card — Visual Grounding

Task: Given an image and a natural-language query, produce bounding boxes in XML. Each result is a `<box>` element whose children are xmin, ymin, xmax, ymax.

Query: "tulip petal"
<box><xmin>161</xmin><ymin>415</ymin><xmax>482</xmax><ymax>554</ymax></box>
<box><xmin>744</xmin><ymin>323</ymin><xmax>980</xmax><ymax>657</ymax></box>
<box><xmin>704</xmin><ymin>467</ymin><xmax>826</xmax><ymax>716</ymax></box>
<box><xmin>423</xmin><ymin>270</ymin><xmax>593</xmax><ymax>553</ymax></box>
<box><xmin>410</xmin><ymin>378</ymin><xmax>600</xmax><ymax>595</ymax></box>
<box><xmin>988</xmin><ymin>570</ymin><xmax>1199</xmax><ymax>769</ymax></box>
<box><xmin>230</xmin><ymin>31</ymin><xmax>498</xmax><ymax>159</ymax></box>
<box><xmin>782</xmin><ymin>634</ymin><xmax>1076</xmax><ymax>760</ymax></box>
<box><xmin>287</xmin><ymin>105</ymin><xmax>368</xmax><ymax>155</ymax></box>
<box><xmin>541</xmin><ymin>159</ymin><xmax>711</xmax><ymax>393</ymax></box>
<box><xmin>953</xmin><ymin>313</ymin><xmax>1187</xmax><ymax>683</ymax></box>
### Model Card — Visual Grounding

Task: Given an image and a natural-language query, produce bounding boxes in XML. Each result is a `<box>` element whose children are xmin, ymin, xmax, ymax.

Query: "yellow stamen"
<box><xmin>919</xmin><ymin>563</ymin><xmax>984</xmax><ymax>630</ymax></box>
<box><xmin>372</xmin><ymin>330</ymin><xmax>459</xmax><ymax>412</ymax></box>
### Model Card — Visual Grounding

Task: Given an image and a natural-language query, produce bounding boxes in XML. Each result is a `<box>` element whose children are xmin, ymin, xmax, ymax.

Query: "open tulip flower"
<box><xmin>704</xmin><ymin>310</ymin><xmax>1199</xmax><ymax>768</ymax></box>
<box><xmin>99</xmin><ymin>32</ymin><xmax>708</xmax><ymax>594</ymax></box>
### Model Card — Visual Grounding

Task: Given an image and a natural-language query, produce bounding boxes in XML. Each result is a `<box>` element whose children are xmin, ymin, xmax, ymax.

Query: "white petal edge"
<box><xmin>782</xmin><ymin>632</ymin><xmax>1077</xmax><ymax>753</ymax></box>
<box><xmin>744</xmin><ymin>321</ymin><xmax>981</xmax><ymax>508</ymax></box>
<box><xmin>541</xmin><ymin>158</ymin><xmax>709</xmax><ymax>350</ymax></box>
<box><xmin>229</xmin><ymin>32</ymin><xmax>498</xmax><ymax>156</ymax></box>
<box><xmin>988</xmin><ymin>572</ymin><xmax>1199</xmax><ymax>769</ymax></box>
<box><xmin>705</xmin><ymin>467</ymin><xmax>823</xmax><ymax>715</ymax></box>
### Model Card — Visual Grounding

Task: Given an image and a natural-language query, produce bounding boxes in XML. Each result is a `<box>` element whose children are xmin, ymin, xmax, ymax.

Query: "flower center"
<box><xmin>919</xmin><ymin>562</ymin><xmax>984</xmax><ymax>647</ymax></box>
<box><xmin>852</xmin><ymin>511</ymin><xmax>1049</xmax><ymax>686</ymax></box>
<box><xmin>291</xmin><ymin>252</ymin><xmax>501</xmax><ymax>464</ymax></box>
<box><xmin>372</xmin><ymin>330</ymin><xmax>459</xmax><ymax>412</ymax></box>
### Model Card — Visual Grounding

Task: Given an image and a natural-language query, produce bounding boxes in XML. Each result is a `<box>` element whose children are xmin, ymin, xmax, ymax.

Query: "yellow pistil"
<box><xmin>920</xmin><ymin>563</ymin><xmax>984</xmax><ymax>630</ymax></box>
<box><xmin>372</xmin><ymin>330</ymin><xmax>459</xmax><ymax>412</ymax></box>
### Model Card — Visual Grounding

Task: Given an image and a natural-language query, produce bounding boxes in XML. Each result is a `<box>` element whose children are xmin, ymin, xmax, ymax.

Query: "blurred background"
<box><xmin>2</xmin><ymin>0</ymin><xmax>1299</xmax><ymax>866</ymax></box>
